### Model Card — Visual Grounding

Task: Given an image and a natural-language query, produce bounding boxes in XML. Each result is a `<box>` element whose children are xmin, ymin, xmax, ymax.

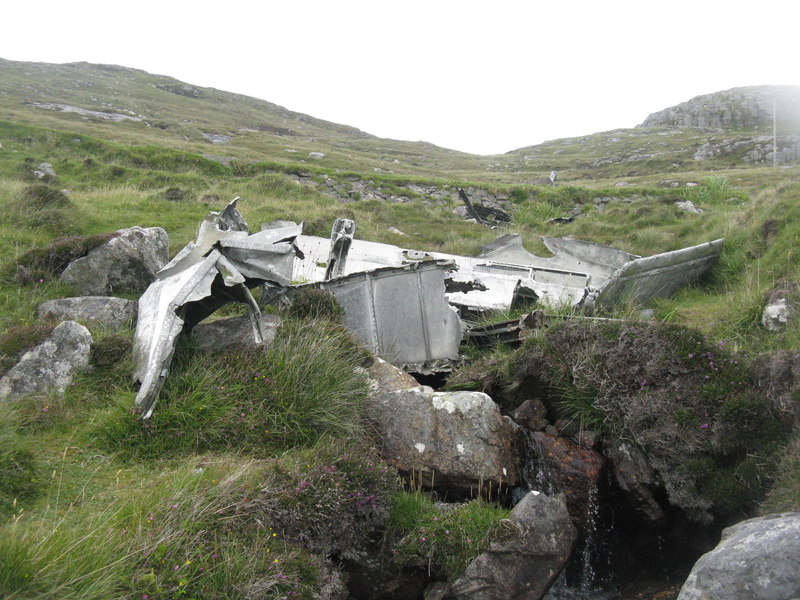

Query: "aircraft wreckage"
<box><xmin>133</xmin><ymin>198</ymin><xmax>723</xmax><ymax>417</ymax></box>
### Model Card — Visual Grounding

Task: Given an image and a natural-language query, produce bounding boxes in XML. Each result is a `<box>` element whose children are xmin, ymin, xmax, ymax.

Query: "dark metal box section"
<box><xmin>311</xmin><ymin>260</ymin><xmax>463</xmax><ymax>373</ymax></box>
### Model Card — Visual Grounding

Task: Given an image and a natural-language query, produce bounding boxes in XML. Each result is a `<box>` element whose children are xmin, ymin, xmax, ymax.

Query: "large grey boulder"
<box><xmin>367</xmin><ymin>389</ymin><xmax>519</xmax><ymax>491</ymax></box>
<box><xmin>0</xmin><ymin>321</ymin><xmax>92</xmax><ymax>401</ymax></box>
<box><xmin>60</xmin><ymin>226</ymin><xmax>169</xmax><ymax>295</ymax></box>
<box><xmin>450</xmin><ymin>491</ymin><xmax>577</xmax><ymax>600</ymax></box>
<box><xmin>191</xmin><ymin>314</ymin><xmax>280</xmax><ymax>350</ymax></box>
<box><xmin>37</xmin><ymin>296</ymin><xmax>138</xmax><ymax>329</ymax></box>
<box><xmin>677</xmin><ymin>512</ymin><xmax>800</xmax><ymax>600</ymax></box>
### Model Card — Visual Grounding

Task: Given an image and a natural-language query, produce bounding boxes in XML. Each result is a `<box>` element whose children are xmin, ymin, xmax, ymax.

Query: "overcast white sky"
<box><xmin>2</xmin><ymin>0</ymin><xmax>797</xmax><ymax>155</ymax></box>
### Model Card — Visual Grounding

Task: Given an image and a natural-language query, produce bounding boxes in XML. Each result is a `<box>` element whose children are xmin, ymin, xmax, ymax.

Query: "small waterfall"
<box><xmin>518</xmin><ymin>429</ymin><xmax>615</xmax><ymax>600</ymax></box>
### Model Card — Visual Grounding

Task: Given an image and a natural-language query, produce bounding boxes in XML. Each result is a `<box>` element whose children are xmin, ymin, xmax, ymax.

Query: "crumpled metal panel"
<box><xmin>132</xmin><ymin>200</ymin><xmax>300</xmax><ymax>417</ymax></box>
<box><xmin>312</xmin><ymin>260</ymin><xmax>463</xmax><ymax>372</ymax></box>
<box><xmin>594</xmin><ymin>238</ymin><xmax>724</xmax><ymax>306</ymax></box>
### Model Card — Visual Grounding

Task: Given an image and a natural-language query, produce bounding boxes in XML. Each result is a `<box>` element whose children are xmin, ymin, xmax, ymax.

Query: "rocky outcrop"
<box><xmin>37</xmin><ymin>296</ymin><xmax>138</xmax><ymax>329</ymax></box>
<box><xmin>60</xmin><ymin>226</ymin><xmax>169</xmax><ymax>295</ymax></box>
<box><xmin>640</xmin><ymin>85</ymin><xmax>800</xmax><ymax>131</ymax></box>
<box><xmin>0</xmin><ymin>321</ymin><xmax>92</xmax><ymax>401</ymax></box>
<box><xmin>367</xmin><ymin>389</ymin><xmax>519</xmax><ymax>492</ymax></box>
<box><xmin>191</xmin><ymin>314</ymin><xmax>281</xmax><ymax>350</ymax></box>
<box><xmin>450</xmin><ymin>491</ymin><xmax>577</xmax><ymax>600</ymax></box>
<box><xmin>694</xmin><ymin>135</ymin><xmax>800</xmax><ymax>164</ymax></box>
<box><xmin>677</xmin><ymin>512</ymin><xmax>800</xmax><ymax>600</ymax></box>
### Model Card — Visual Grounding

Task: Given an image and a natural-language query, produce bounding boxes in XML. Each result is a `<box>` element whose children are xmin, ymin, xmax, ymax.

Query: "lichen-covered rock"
<box><xmin>60</xmin><ymin>226</ymin><xmax>168</xmax><ymax>295</ymax></box>
<box><xmin>450</xmin><ymin>491</ymin><xmax>577</xmax><ymax>600</ymax></box>
<box><xmin>677</xmin><ymin>512</ymin><xmax>800</xmax><ymax>600</ymax></box>
<box><xmin>37</xmin><ymin>296</ymin><xmax>137</xmax><ymax>329</ymax></box>
<box><xmin>0</xmin><ymin>321</ymin><xmax>92</xmax><ymax>401</ymax></box>
<box><xmin>762</xmin><ymin>287</ymin><xmax>796</xmax><ymax>332</ymax></box>
<box><xmin>366</xmin><ymin>389</ymin><xmax>519</xmax><ymax>491</ymax></box>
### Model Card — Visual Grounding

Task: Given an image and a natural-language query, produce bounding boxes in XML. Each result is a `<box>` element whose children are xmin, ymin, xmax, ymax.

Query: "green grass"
<box><xmin>0</xmin><ymin>62</ymin><xmax>799</xmax><ymax>597</ymax></box>
<box><xmin>387</xmin><ymin>490</ymin><xmax>510</xmax><ymax>578</ymax></box>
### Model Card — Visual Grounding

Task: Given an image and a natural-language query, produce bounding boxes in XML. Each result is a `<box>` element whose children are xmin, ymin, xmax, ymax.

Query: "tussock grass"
<box><xmin>94</xmin><ymin>319</ymin><xmax>371</xmax><ymax>459</ymax></box>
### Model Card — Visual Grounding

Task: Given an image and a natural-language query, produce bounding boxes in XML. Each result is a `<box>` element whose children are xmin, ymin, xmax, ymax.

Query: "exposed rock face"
<box><xmin>450</xmin><ymin>491</ymin><xmax>577</xmax><ymax>600</ymax></box>
<box><xmin>60</xmin><ymin>226</ymin><xmax>169</xmax><ymax>295</ymax></box>
<box><xmin>677</xmin><ymin>512</ymin><xmax>800</xmax><ymax>600</ymax></box>
<box><xmin>640</xmin><ymin>85</ymin><xmax>800</xmax><ymax>131</ymax></box>
<box><xmin>367</xmin><ymin>389</ymin><xmax>519</xmax><ymax>491</ymax></box>
<box><xmin>191</xmin><ymin>314</ymin><xmax>281</xmax><ymax>350</ymax></box>
<box><xmin>37</xmin><ymin>296</ymin><xmax>138</xmax><ymax>329</ymax></box>
<box><xmin>694</xmin><ymin>135</ymin><xmax>800</xmax><ymax>164</ymax></box>
<box><xmin>604</xmin><ymin>438</ymin><xmax>665</xmax><ymax>524</ymax></box>
<box><xmin>0</xmin><ymin>321</ymin><xmax>92</xmax><ymax>401</ymax></box>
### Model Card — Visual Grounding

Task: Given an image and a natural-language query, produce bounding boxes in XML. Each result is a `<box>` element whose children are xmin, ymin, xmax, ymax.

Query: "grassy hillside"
<box><xmin>0</xmin><ymin>60</ymin><xmax>798</xmax><ymax>599</ymax></box>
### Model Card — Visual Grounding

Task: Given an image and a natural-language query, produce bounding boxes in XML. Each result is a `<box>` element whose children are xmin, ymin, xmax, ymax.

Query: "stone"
<box><xmin>366</xmin><ymin>357</ymin><xmax>421</xmax><ymax>393</ymax></box>
<box><xmin>762</xmin><ymin>287</ymin><xmax>796</xmax><ymax>332</ymax></box>
<box><xmin>366</xmin><ymin>389</ymin><xmax>519</xmax><ymax>491</ymax></box>
<box><xmin>386</xmin><ymin>226</ymin><xmax>406</xmax><ymax>236</ymax></box>
<box><xmin>191</xmin><ymin>314</ymin><xmax>281</xmax><ymax>350</ymax></box>
<box><xmin>512</xmin><ymin>398</ymin><xmax>548</xmax><ymax>431</ymax></box>
<box><xmin>527</xmin><ymin>432</ymin><xmax>606</xmax><ymax>527</ymax></box>
<box><xmin>450</xmin><ymin>491</ymin><xmax>577</xmax><ymax>600</ymax></box>
<box><xmin>677</xmin><ymin>512</ymin><xmax>800</xmax><ymax>600</ymax></box>
<box><xmin>309</xmin><ymin>152</ymin><xmax>325</xmax><ymax>159</ymax></box>
<box><xmin>614</xmin><ymin>181</ymin><xmax>630</xmax><ymax>187</ymax></box>
<box><xmin>35</xmin><ymin>162</ymin><xmax>56</xmax><ymax>180</ymax></box>
<box><xmin>675</xmin><ymin>200</ymin><xmax>704</xmax><ymax>214</ymax></box>
<box><xmin>37</xmin><ymin>296</ymin><xmax>137</xmax><ymax>329</ymax></box>
<box><xmin>60</xmin><ymin>226</ymin><xmax>169</xmax><ymax>295</ymax></box>
<box><xmin>604</xmin><ymin>438</ymin><xmax>665</xmax><ymax>524</ymax></box>
<box><xmin>0</xmin><ymin>321</ymin><xmax>92</xmax><ymax>401</ymax></box>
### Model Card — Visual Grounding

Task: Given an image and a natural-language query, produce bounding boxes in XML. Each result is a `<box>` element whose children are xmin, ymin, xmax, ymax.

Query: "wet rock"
<box><xmin>512</xmin><ymin>398</ymin><xmax>548</xmax><ymax>431</ymax></box>
<box><xmin>60</xmin><ymin>226</ymin><xmax>169</xmax><ymax>295</ymax></box>
<box><xmin>345</xmin><ymin>550</ymin><xmax>427</xmax><ymax>600</ymax></box>
<box><xmin>528</xmin><ymin>432</ymin><xmax>606</xmax><ymax>527</ymax></box>
<box><xmin>191</xmin><ymin>314</ymin><xmax>281</xmax><ymax>350</ymax></box>
<box><xmin>450</xmin><ymin>491</ymin><xmax>577</xmax><ymax>600</ymax></box>
<box><xmin>677</xmin><ymin>512</ymin><xmax>800</xmax><ymax>600</ymax></box>
<box><xmin>0</xmin><ymin>321</ymin><xmax>92</xmax><ymax>401</ymax></box>
<box><xmin>604</xmin><ymin>438</ymin><xmax>665</xmax><ymax>524</ymax></box>
<box><xmin>367</xmin><ymin>389</ymin><xmax>519</xmax><ymax>492</ymax></box>
<box><xmin>37</xmin><ymin>296</ymin><xmax>137</xmax><ymax>329</ymax></box>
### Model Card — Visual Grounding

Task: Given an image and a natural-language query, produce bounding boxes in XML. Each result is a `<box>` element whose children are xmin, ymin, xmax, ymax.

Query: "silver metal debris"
<box><xmin>311</xmin><ymin>260</ymin><xmax>463</xmax><ymax>373</ymax></box>
<box><xmin>132</xmin><ymin>198</ymin><xmax>723</xmax><ymax>417</ymax></box>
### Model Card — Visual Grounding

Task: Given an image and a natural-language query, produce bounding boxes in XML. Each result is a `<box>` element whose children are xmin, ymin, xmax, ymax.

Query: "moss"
<box><xmin>12</xmin><ymin>232</ymin><xmax>118</xmax><ymax>283</ymax></box>
<box><xmin>0</xmin><ymin>322</ymin><xmax>56</xmax><ymax>375</ymax></box>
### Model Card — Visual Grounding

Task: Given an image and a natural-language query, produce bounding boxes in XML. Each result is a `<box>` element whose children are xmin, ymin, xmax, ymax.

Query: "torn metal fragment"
<box><xmin>132</xmin><ymin>199</ymin><xmax>302</xmax><ymax>417</ymax></box>
<box><xmin>324</xmin><ymin>218</ymin><xmax>355</xmax><ymax>279</ymax></box>
<box><xmin>307</xmin><ymin>260</ymin><xmax>463</xmax><ymax>372</ymax></box>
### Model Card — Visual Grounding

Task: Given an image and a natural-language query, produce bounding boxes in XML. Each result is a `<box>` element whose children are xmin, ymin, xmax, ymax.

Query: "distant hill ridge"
<box><xmin>639</xmin><ymin>85</ymin><xmax>800</xmax><ymax>132</ymax></box>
